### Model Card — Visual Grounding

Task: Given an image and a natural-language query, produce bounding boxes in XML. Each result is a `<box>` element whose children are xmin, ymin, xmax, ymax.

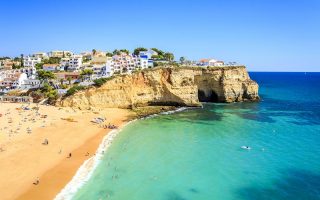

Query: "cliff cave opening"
<box><xmin>198</xmin><ymin>90</ymin><xmax>219</xmax><ymax>102</ymax></box>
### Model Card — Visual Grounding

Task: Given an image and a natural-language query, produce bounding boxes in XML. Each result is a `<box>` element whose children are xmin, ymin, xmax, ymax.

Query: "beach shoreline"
<box><xmin>0</xmin><ymin>102</ymin><xmax>131</xmax><ymax>200</ymax></box>
<box><xmin>17</xmin><ymin>128</ymin><xmax>115</xmax><ymax>200</ymax></box>
<box><xmin>0</xmin><ymin>102</ymin><xmax>180</xmax><ymax>200</ymax></box>
<box><xmin>54</xmin><ymin>120</ymin><xmax>136</xmax><ymax>200</ymax></box>
<box><xmin>53</xmin><ymin>106</ymin><xmax>188</xmax><ymax>200</ymax></box>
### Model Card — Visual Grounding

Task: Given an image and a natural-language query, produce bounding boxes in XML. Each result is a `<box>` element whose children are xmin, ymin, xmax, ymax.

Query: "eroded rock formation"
<box><xmin>58</xmin><ymin>66</ymin><xmax>259</xmax><ymax>109</ymax></box>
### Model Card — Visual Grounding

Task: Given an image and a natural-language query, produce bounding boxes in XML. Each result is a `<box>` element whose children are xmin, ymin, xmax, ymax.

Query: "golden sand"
<box><xmin>0</xmin><ymin>102</ymin><xmax>131</xmax><ymax>200</ymax></box>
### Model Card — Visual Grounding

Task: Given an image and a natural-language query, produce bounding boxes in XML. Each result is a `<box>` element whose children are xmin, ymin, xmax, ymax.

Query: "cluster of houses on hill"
<box><xmin>0</xmin><ymin>49</ymin><xmax>158</xmax><ymax>93</ymax></box>
<box><xmin>23</xmin><ymin>50</ymin><xmax>155</xmax><ymax>75</ymax></box>
<box><xmin>0</xmin><ymin>49</ymin><xmax>230</xmax><ymax>95</ymax></box>
<box><xmin>0</xmin><ymin>67</ymin><xmax>40</xmax><ymax>93</ymax></box>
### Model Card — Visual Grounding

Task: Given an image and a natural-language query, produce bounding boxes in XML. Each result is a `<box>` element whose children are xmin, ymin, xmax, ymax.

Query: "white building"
<box><xmin>60</xmin><ymin>57</ymin><xmax>69</xmax><ymax>70</ymax></box>
<box><xmin>137</xmin><ymin>57</ymin><xmax>149</xmax><ymax>69</ymax></box>
<box><xmin>49</xmin><ymin>50</ymin><xmax>73</xmax><ymax>58</ymax></box>
<box><xmin>208</xmin><ymin>59</ymin><xmax>224</xmax><ymax>66</ymax></box>
<box><xmin>21</xmin><ymin>79</ymin><xmax>41</xmax><ymax>90</ymax></box>
<box><xmin>42</xmin><ymin>64</ymin><xmax>60</xmax><ymax>72</ymax></box>
<box><xmin>139</xmin><ymin>49</ymin><xmax>158</xmax><ymax>59</ymax></box>
<box><xmin>33</xmin><ymin>52</ymin><xmax>48</xmax><ymax>59</ymax></box>
<box><xmin>23</xmin><ymin>56</ymin><xmax>42</xmax><ymax>68</ymax></box>
<box><xmin>81</xmin><ymin>52</ymin><xmax>92</xmax><ymax>61</ymax></box>
<box><xmin>111</xmin><ymin>53</ymin><xmax>136</xmax><ymax>73</ymax></box>
<box><xmin>20</xmin><ymin>67</ymin><xmax>37</xmax><ymax>78</ymax></box>
<box><xmin>0</xmin><ymin>72</ymin><xmax>28</xmax><ymax>92</ymax></box>
<box><xmin>104</xmin><ymin>64</ymin><xmax>113</xmax><ymax>77</ymax></box>
<box><xmin>0</xmin><ymin>67</ymin><xmax>36</xmax><ymax>79</ymax></box>
<box><xmin>110</xmin><ymin>53</ymin><xmax>154</xmax><ymax>74</ymax></box>
<box><xmin>67</xmin><ymin>55</ymin><xmax>83</xmax><ymax>71</ymax></box>
<box><xmin>198</xmin><ymin>58</ymin><xmax>225</xmax><ymax>67</ymax></box>
<box><xmin>90</xmin><ymin>56</ymin><xmax>113</xmax><ymax>77</ymax></box>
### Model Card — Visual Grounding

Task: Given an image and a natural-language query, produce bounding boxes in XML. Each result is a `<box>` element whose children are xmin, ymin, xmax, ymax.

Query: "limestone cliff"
<box><xmin>58</xmin><ymin>66</ymin><xmax>259</xmax><ymax>109</ymax></box>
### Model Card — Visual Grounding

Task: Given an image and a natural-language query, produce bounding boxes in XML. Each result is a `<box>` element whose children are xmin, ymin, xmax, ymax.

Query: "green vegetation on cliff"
<box><xmin>66</xmin><ymin>85</ymin><xmax>87</xmax><ymax>96</ymax></box>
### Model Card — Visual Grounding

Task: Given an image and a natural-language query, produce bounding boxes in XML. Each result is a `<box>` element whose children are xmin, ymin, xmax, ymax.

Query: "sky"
<box><xmin>0</xmin><ymin>0</ymin><xmax>319</xmax><ymax>72</ymax></box>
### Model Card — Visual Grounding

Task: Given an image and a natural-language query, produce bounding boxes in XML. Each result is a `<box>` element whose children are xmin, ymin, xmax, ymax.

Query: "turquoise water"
<box><xmin>72</xmin><ymin>72</ymin><xmax>320</xmax><ymax>200</ymax></box>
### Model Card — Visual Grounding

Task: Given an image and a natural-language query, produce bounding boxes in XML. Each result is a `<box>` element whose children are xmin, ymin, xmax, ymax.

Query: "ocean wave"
<box><xmin>161</xmin><ymin>107</ymin><xmax>187</xmax><ymax>115</ymax></box>
<box><xmin>141</xmin><ymin>107</ymin><xmax>187</xmax><ymax>119</ymax></box>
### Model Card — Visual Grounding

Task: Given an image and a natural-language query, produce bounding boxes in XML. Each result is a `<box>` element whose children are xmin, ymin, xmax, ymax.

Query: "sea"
<box><xmin>67</xmin><ymin>72</ymin><xmax>320</xmax><ymax>200</ymax></box>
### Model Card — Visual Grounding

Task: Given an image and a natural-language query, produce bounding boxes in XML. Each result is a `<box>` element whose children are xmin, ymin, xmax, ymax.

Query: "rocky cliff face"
<box><xmin>59</xmin><ymin>66</ymin><xmax>259</xmax><ymax>109</ymax></box>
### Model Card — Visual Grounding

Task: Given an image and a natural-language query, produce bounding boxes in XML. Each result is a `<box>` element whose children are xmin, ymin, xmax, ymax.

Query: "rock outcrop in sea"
<box><xmin>59</xmin><ymin>66</ymin><xmax>259</xmax><ymax>109</ymax></box>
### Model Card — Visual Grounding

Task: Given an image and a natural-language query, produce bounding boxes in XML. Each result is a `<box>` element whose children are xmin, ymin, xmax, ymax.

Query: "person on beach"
<box><xmin>68</xmin><ymin>153</ymin><xmax>72</xmax><ymax>158</ymax></box>
<box><xmin>33</xmin><ymin>177</ymin><xmax>40</xmax><ymax>185</ymax></box>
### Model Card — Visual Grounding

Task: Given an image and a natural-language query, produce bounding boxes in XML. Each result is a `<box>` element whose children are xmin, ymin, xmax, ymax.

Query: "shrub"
<box><xmin>47</xmin><ymin>90</ymin><xmax>58</xmax><ymax>104</ymax></box>
<box><xmin>93</xmin><ymin>77</ymin><xmax>113</xmax><ymax>87</ymax></box>
<box><xmin>66</xmin><ymin>85</ymin><xmax>86</xmax><ymax>96</ymax></box>
<box><xmin>60</xmin><ymin>84</ymin><xmax>68</xmax><ymax>89</ymax></box>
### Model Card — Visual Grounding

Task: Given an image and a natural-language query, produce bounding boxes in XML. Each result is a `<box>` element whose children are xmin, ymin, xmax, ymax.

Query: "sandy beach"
<box><xmin>0</xmin><ymin>102</ymin><xmax>132</xmax><ymax>200</ymax></box>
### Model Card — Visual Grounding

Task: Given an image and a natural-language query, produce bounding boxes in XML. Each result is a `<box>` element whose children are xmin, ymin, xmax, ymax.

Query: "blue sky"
<box><xmin>0</xmin><ymin>0</ymin><xmax>319</xmax><ymax>71</ymax></box>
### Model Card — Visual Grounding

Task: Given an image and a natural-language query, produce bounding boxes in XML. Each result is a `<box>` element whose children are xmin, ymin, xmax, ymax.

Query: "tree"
<box><xmin>49</xmin><ymin>57</ymin><xmax>61</xmax><ymax>64</ymax></box>
<box><xmin>151</xmin><ymin>48</ymin><xmax>165</xmax><ymax>56</ymax></box>
<box><xmin>35</xmin><ymin>63</ymin><xmax>44</xmax><ymax>70</ymax></box>
<box><xmin>83</xmin><ymin>57</ymin><xmax>90</xmax><ymax>63</ymax></box>
<box><xmin>20</xmin><ymin>54</ymin><xmax>24</xmax><ymax>67</ymax></box>
<box><xmin>80</xmin><ymin>69</ymin><xmax>93</xmax><ymax>76</ymax></box>
<box><xmin>150</xmin><ymin>48</ymin><xmax>165</xmax><ymax>60</ymax></box>
<box><xmin>92</xmin><ymin>49</ymin><xmax>97</xmax><ymax>56</ymax></box>
<box><xmin>113</xmin><ymin>49</ymin><xmax>121</xmax><ymax>55</ymax></box>
<box><xmin>80</xmin><ymin>69</ymin><xmax>94</xmax><ymax>80</ymax></box>
<box><xmin>67</xmin><ymin>77</ymin><xmax>72</xmax><ymax>85</ymax></box>
<box><xmin>60</xmin><ymin>78</ymin><xmax>64</xmax><ymax>85</ymax></box>
<box><xmin>13</xmin><ymin>57</ymin><xmax>20</xmax><ymax>62</ymax></box>
<box><xmin>34</xmin><ymin>57</ymin><xmax>60</xmax><ymax>70</ymax></box>
<box><xmin>0</xmin><ymin>56</ymin><xmax>10</xmax><ymax>60</ymax></box>
<box><xmin>66</xmin><ymin>85</ymin><xmax>86</xmax><ymax>96</ymax></box>
<box><xmin>105</xmin><ymin>52</ymin><xmax>113</xmax><ymax>57</ymax></box>
<box><xmin>12</xmin><ymin>63</ymin><xmax>22</xmax><ymax>69</ymax></box>
<box><xmin>93</xmin><ymin>77</ymin><xmax>112</xmax><ymax>87</ymax></box>
<box><xmin>41</xmin><ymin>83</ymin><xmax>58</xmax><ymax>103</ymax></box>
<box><xmin>119</xmin><ymin>49</ymin><xmax>130</xmax><ymax>55</ymax></box>
<box><xmin>151</xmin><ymin>55</ymin><xmax>159</xmax><ymax>60</ymax></box>
<box><xmin>41</xmin><ymin>57</ymin><xmax>61</xmax><ymax>64</ymax></box>
<box><xmin>122</xmin><ymin>67</ymin><xmax>128</xmax><ymax>73</ymax></box>
<box><xmin>37</xmin><ymin>70</ymin><xmax>56</xmax><ymax>82</ymax></box>
<box><xmin>133</xmin><ymin>47</ymin><xmax>147</xmax><ymax>56</ymax></box>
<box><xmin>164</xmin><ymin>52</ymin><xmax>174</xmax><ymax>61</ymax></box>
<box><xmin>179</xmin><ymin>57</ymin><xmax>186</xmax><ymax>64</ymax></box>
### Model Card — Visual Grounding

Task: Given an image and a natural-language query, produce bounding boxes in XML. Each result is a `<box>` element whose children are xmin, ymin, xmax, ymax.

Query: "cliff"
<box><xmin>58</xmin><ymin>66</ymin><xmax>259</xmax><ymax>109</ymax></box>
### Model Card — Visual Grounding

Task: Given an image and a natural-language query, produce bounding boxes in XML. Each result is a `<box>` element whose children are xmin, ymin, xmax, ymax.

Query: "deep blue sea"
<box><xmin>72</xmin><ymin>72</ymin><xmax>320</xmax><ymax>200</ymax></box>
